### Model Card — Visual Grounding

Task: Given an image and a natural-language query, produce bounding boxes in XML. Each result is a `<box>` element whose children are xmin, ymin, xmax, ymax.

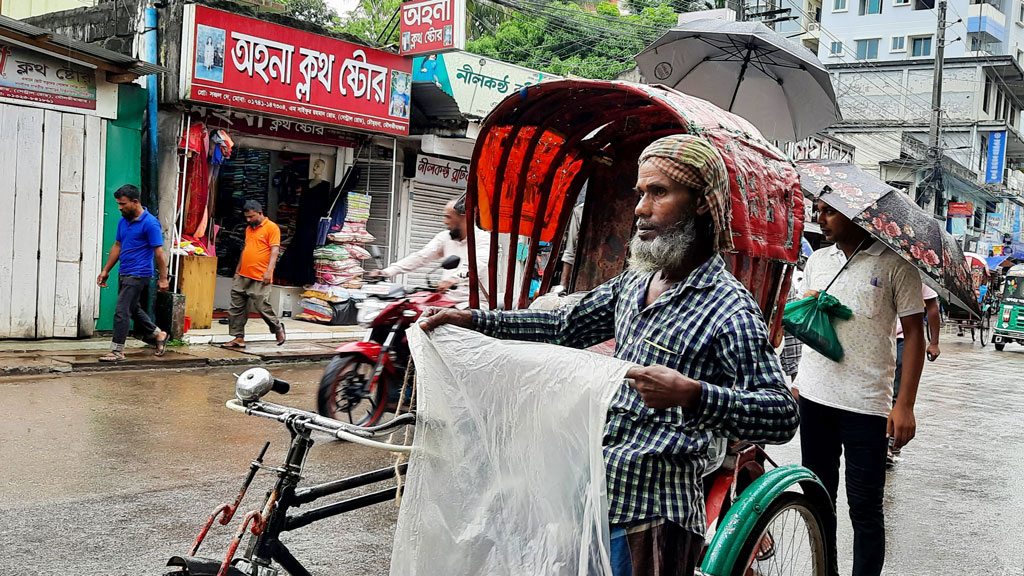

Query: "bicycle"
<box><xmin>165</xmin><ymin>367</ymin><xmax>834</xmax><ymax>576</ymax></box>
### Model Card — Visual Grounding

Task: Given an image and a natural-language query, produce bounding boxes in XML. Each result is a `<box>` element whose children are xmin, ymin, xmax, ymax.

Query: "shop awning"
<box><xmin>0</xmin><ymin>15</ymin><xmax>165</xmax><ymax>82</ymax></box>
<box><xmin>412</xmin><ymin>81</ymin><xmax>462</xmax><ymax>122</ymax></box>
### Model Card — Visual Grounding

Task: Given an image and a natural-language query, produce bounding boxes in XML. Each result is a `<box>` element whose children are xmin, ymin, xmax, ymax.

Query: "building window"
<box><xmin>830</xmin><ymin>41</ymin><xmax>844</xmax><ymax>55</ymax></box>
<box><xmin>834</xmin><ymin>0</ymin><xmax>848</xmax><ymax>10</ymax></box>
<box><xmin>861</xmin><ymin>0</ymin><xmax>883</xmax><ymax>13</ymax></box>
<box><xmin>914</xmin><ymin>0</ymin><xmax>934</xmax><ymax>9</ymax></box>
<box><xmin>816</xmin><ymin>6</ymin><xmax>822</xmax><ymax>20</ymax></box>
<box><xmin>856</xmin><ymin>39</ymin><xmax>880</xmax><ymax>59</ymax></box>
<box><xmin>894</xmin><ymin>0</ymin><xmax>910</xmax><ymax>4</ymax></box>
<box><xmin>892</xmin><ymin>36</ymin><xmax>906</xmax><ymax>51</ymax></box>
<box><xmin>911</xmin><ymin>36</ymin><xmax>932</xmax><ymax>56</ymax></box>
<box><xmin>997</xmin><ymin>91</ymin><xmax>1004</xmax><ymax>120</ymax></box>
<box><xmin>984</xmin><ymin>74</ymin><xmax>992</xmax><ymax>112</ymax></box>
<box><xmin>1019</xmin><ymin>0</ymin><xmax>1024</xmax><ymax>22</ymax></box>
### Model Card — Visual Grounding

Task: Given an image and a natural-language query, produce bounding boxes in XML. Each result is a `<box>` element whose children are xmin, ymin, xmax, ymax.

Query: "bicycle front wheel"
<box><xmin>732</xmin><ymin>492</ymin><xmax>827</xmax><ymax>576</ymax></box>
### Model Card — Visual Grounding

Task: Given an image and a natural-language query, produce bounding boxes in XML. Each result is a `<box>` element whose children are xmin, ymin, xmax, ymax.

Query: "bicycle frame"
<box><xmin>168</xmin><ymin>402</ymin><xmax>414</xmax><ymax>576</ymax></box>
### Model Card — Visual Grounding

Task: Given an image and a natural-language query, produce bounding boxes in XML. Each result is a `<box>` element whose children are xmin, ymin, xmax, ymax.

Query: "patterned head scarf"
<box><xmin>638</xmin><ymin>134</ymin><xmax>733</xmax><ymax>253</ymax></box>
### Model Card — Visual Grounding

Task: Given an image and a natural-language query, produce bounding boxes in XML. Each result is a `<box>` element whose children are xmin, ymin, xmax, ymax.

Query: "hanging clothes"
<box><xmin>275</xmin><ymin>177</ymin><xmax>332</xmax><ymax>286</ymax></box>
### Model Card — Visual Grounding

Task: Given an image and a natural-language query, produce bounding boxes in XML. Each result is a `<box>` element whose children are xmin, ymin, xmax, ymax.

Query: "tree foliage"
<box><xmin>279</xmin><ymin>0</ymin><xmax>342</xmax><ymax>28</ymax></box>
<box><xmin>336</xmin><ymin>0</ymin><xmax>403</xmax><ymax>44</ymax></box>
<box><xmin>466</xmin><ymin>1</ymin><xmax>679</xmax><ymax>80</ymax></box>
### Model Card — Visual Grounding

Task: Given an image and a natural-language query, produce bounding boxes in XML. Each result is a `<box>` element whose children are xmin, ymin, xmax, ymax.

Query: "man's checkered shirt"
<box><xmin>472</xmin><ymin>255</ymin><xmax>799</xmax><ymax>535</ymax></box>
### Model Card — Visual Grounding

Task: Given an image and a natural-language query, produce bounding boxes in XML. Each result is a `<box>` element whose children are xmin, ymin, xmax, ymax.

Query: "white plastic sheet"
<box><xmin>391</xmin><ymin>325</ymin><xmax>634</xmax><ymax>576</ymax></box>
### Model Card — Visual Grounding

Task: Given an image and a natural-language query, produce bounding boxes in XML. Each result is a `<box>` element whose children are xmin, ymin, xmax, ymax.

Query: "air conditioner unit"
<box><xmin>807</xmin><ymin>23</ymin><xmax>820</xmax><ymax>31</ymax></box>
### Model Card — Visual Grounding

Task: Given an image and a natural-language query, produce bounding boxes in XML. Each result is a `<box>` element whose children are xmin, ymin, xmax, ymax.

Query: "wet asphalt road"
<box><xmin>1</xmin><ymin>337</ymin><xmax>1023</xmax><ymax>575</ymax></box>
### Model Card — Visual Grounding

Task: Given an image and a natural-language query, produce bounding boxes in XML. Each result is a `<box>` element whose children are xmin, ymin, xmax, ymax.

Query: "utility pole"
<box><xmin>923</xmin><ymin>0</ymin><xmax>947</xmax><ymax>211</ymax></box>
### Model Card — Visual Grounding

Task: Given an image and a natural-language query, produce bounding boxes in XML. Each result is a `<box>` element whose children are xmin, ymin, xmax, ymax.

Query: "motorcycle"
<box><xmin>315</xmin><ymin>250</ymin><xmax>461</xmax><ymax>427</ymax></box>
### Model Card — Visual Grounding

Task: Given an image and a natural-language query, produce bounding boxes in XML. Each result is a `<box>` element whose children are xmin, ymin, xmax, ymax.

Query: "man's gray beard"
<box><xmin>627</xmin><ymin>217</ymin><xmax>697</xmax><ymax>274</ymax></box>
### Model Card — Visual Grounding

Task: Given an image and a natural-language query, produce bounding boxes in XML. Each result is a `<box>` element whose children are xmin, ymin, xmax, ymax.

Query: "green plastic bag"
<box><xmin>782</xmin><ymin>292</ymin><xmax>853</xmax><ymax>362</ymax></box>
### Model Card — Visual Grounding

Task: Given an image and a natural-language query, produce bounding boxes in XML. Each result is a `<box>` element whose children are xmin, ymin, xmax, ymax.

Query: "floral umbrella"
<box><xmin>797</xmin><ymin>160</ymin><xmax>981</xmax><ymax>316</ymax></box>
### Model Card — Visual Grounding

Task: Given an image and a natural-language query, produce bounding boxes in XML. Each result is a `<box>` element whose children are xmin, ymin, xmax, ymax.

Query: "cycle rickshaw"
<box><xmin>166</xmin><ymin>80</ymin><xmax>834</xmax><ymax>576</ymax></box>
<box><xmin>945</xmin><ymin>252</ymin><xmax>992</xmax><ymax>345</ymax></box>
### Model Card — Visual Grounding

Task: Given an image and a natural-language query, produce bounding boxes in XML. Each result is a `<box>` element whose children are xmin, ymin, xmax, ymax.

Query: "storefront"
<box><xmin>166</xmin><ymin>5</ymin><xmax>411</xmax><ymax>328</ymax></box>
<box><xmin>0</xmin><ymin>15</ymin><xmax>160</xmax><ymax>339</ymax></box>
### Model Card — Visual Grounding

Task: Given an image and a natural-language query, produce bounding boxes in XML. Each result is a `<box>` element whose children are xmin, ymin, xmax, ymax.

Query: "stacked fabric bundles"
<box><xmin>315</xmin><ymin>192</ymin><xmax>376</xmax><ymax>289</ymax></box>
<box><xmin>295</xmin><ymin>284</ymin><xmax>364</xmax><ymax>324</ymax></box>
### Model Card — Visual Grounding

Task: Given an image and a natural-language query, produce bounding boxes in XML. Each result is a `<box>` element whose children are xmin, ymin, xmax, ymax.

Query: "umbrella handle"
<box><xmin>822</xmin><ymin>238</ymin><xmax>870</xmax><ymax>293</ymax></box>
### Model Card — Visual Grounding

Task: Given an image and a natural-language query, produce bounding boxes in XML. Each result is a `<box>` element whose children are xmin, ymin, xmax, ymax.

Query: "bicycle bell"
<box><xmin>236</xmin><ymin>367</ymin><xmax>274</xmax><ymax>402</ymax></box>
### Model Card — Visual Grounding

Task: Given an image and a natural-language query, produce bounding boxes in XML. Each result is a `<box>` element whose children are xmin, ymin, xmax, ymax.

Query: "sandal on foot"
<box><xmin>221</xmin><ymin>341</ymin><xmax>246</xmax><ymax>350</ymax></box>
<box><xmin>155</xmin><ymin>334</ymin><xmax>168</xmax><ymax>357</ymax></box>
<box><xmin>276</xmin><ymin>324</ymin><xmax>286</xmax><ymax>346</ymax></box>
<box><xmin>98</xmin><ymin>351</ymin><xmax>126</xmax><ymax>362</ymax></box>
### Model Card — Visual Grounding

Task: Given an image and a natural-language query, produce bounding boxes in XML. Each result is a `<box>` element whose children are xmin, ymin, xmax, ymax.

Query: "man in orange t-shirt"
<box><xmin>223</xmin><ymin>200</ymin><xmax>286</xmax><ymax>349</ymax></box>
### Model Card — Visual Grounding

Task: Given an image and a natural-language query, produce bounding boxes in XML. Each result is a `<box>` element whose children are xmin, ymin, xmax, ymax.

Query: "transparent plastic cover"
<box><xmin>391</xmin><ymin>325</ymin><xmax>634</xmax><ymax>576</ymax></box>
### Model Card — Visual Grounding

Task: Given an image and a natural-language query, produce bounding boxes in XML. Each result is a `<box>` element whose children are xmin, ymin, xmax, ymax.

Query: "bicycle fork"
<box><xmin>190</xmin><ymin>441</ymin><xmax>271</xmax><ymax>557</ymax></box>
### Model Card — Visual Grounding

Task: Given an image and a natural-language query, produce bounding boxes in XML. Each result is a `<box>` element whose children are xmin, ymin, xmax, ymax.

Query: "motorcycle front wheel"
<box><xmin>317</xmin><ymin>354</ymin><xmax>388</xmax><ymax>427</ymax></box>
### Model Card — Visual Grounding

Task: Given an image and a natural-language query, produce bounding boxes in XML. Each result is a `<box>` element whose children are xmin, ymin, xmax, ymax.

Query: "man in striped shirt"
<box><xmin>420</xmin><ymin>134</ymin><xmax>799</xmax><ymax>576</ymax></box>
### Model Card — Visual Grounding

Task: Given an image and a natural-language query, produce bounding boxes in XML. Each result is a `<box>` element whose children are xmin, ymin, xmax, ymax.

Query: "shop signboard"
<box><xmin>180</xmin><ymin>5</ymin><xmax>412</xmax><ymax>136</ymax></box>
<box><xmin>0</xmin><ymin>40</ymin><xmax>97</xmax><ymax>110</ymax></box>
<box><xmin>192</xmin><ymin>106</ymin><xmax>359</xmax><ymax>148</ymax></box>
<box><xmin>412</xmin><ymin>51</ymin><xmax>559</xmax><ymax>118</ymax></box>
<box><xmin>985</xmin><ymin>212</ymin><xmax>1003</xmax><ymax>242</ymax></box>
<box><xmin>415</xmin><ymin>154</ymin><xmax>469</xmax><ymax>188</ymax></box>
<box><xmin>986</xmin><ymin>131</ymin><xmax>1006</xmax><ymax>184</ymax></box>
<box><xmin>948</xmin><ymin>202</ymin><xmax>974</xmax><ymax>217</ymax></box>
<box><xmin>781</xmin><ymin>134</ymin><xmax>855</xmax><ymax>162</ymax></box>
<box><xmin>400</xmin><ymin>0</ymin><xmax>466</xmax><ymax>56</ymax></box>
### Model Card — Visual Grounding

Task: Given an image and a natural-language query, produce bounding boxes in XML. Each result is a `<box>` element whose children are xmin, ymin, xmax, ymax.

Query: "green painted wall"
<box><xmin>96</xmin><ymin>84</ymin><xmax>146</xmax><ymax>331</ymax></box>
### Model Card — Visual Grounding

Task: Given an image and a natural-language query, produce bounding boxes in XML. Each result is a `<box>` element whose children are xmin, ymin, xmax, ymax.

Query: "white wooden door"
<box><xmin>0</xmin><ymin>103</ymin><xmax>106</xmax><ymax>339</ymax></box>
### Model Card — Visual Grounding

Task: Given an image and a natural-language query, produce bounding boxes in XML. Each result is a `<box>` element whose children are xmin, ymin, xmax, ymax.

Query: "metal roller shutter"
<box><xmin>400</xmin><ymin>181</ymin><xmax>465</xmax><ymax>288</ymax></box>
<box><xmin>355</xmin><ymin>144</ymin><xmax>398</xmax><ymax>271</ymax></box>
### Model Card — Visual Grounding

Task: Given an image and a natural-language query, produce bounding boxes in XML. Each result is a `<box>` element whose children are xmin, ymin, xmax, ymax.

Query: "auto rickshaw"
<box><xmin>992</xmin><ymin>263</ymin><xmax>1024</xmax><ymax>351</ymax></box>
<box><xmin>465</xmin><ymin>79</ymin><xmax>832</xmax><ymax>576</ymax></box>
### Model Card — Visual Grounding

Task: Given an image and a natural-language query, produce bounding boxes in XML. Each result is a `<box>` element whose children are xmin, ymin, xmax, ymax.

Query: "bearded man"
<box><xmin>420</xmin><ymin>134</ymin><xmax>799</xmax><ymax>576</ymax></box>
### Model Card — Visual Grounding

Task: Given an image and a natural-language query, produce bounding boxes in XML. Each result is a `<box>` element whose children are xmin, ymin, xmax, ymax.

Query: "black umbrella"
<box><xmin>797</xmin><ymin>160</ymin><xmax>980</xmax><ymax>315</ymax></box>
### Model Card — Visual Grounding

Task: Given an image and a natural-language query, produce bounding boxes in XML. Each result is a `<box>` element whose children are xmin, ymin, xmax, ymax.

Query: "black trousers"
<box><xmin>113</xmin><ymin>275</ymin><xmax>160</xmax><ymax>347</ymax></box>
<box><xmin>799</xmin><ymin>397</ymin><xmax>888</xmax><ymax>576</ymax></box>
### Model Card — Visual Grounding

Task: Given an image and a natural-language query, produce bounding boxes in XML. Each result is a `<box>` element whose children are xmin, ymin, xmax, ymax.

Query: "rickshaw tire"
<box><xmin>730</xmin><ymin>492</ymin><xmax>829</xmax><ymax>576</ymax></box>
<box><xmin>995</xmin><ymin>343</ymin><xmax>1005</xmax><ymax>351</ymax></box>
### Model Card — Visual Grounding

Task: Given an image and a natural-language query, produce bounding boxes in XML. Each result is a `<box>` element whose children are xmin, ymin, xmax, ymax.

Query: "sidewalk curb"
<box><xmin>0</xmin><ymin>349</ymin><xmax>336</xmax><ymax>377</ymax></box>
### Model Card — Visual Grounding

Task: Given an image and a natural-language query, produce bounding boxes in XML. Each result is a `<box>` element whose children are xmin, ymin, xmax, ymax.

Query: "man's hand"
<box><xmin>625</xmin><ymin>365</ymin><xmax>702</xmax><ymax>410</ymax></box>
<box><xmin>261</xmin><ymin>270</ymin><xmax>274</xmax><ymax>284</ymax></box>
<box><xmin>418</xmin><ymin>307</ymin><xmax>473</xmax><ymax>332</ymax></box>
<box><xmin>366</xmin><ymin>269</ymin><xmax>385</xmax><ymax>279</ymax></box>
<box><xmin>436</xmin><ymin>279</ymin><xmax>457</xmax><ymax>293</ymax></box>
<box><xmin>97</xmin><ymin>271</ymin><xmax>109</xmax><ymax>288</ymax></box>
<box><xmin>888</xmin><ymin>403</ymin><xmax>916</xmax><ymax>449</ymax></box>
<box><xmin>926</xmin><ymin>343</ymin><xmax>940</xmax><ymax>361</ymax></box>
<box><xmin>157</xmin><ymin>278</ymin><xmax>170</xmax><ymax>292</ymax></box>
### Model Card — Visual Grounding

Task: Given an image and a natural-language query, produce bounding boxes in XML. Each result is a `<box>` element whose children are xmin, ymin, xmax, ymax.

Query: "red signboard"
<box><xmin>399</xmin><ymin>0</ymin><xmax>466</xmax><ymax>56</ymax></box>
<box><xmin>181</xmin><ymin>5</ymin><xmax>412</xmax><ymax>136</ymax></box>
<box><xmin>948</xmin><ymin>202</ymin><xmax>974</xmax><ymax>217</ymax></box>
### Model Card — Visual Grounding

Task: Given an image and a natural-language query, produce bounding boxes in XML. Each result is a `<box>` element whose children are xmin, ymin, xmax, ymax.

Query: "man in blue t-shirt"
<box><xmin>96</xmin><ymin>185</ymin><xmax>169</xmax><ymax>361</ymax></box>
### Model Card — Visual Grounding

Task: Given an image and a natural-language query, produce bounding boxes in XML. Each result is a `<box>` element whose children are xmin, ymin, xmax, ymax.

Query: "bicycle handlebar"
<box><xmin>225</xmin><ymin>398</ymin><xmax>414</xmax><ymax>453</ymax></box>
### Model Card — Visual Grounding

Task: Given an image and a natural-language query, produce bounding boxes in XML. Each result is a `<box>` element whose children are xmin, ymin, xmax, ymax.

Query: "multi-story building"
<box><xmin>817</xmin><ymin>0</ymin><xmax>1024</xmax><ymax>64</ymax></box>
<box><xmin>806</xmin><ymin>0</ymin><xmax>1024</xmax><ymax>252</ymax></box>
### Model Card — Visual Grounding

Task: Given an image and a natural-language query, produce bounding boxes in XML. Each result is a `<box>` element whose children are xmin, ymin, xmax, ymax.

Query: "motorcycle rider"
<box><xmin>367</xmin><ymin>195</ymin><xmax>489</xmax><ymax>305</ymax></box>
